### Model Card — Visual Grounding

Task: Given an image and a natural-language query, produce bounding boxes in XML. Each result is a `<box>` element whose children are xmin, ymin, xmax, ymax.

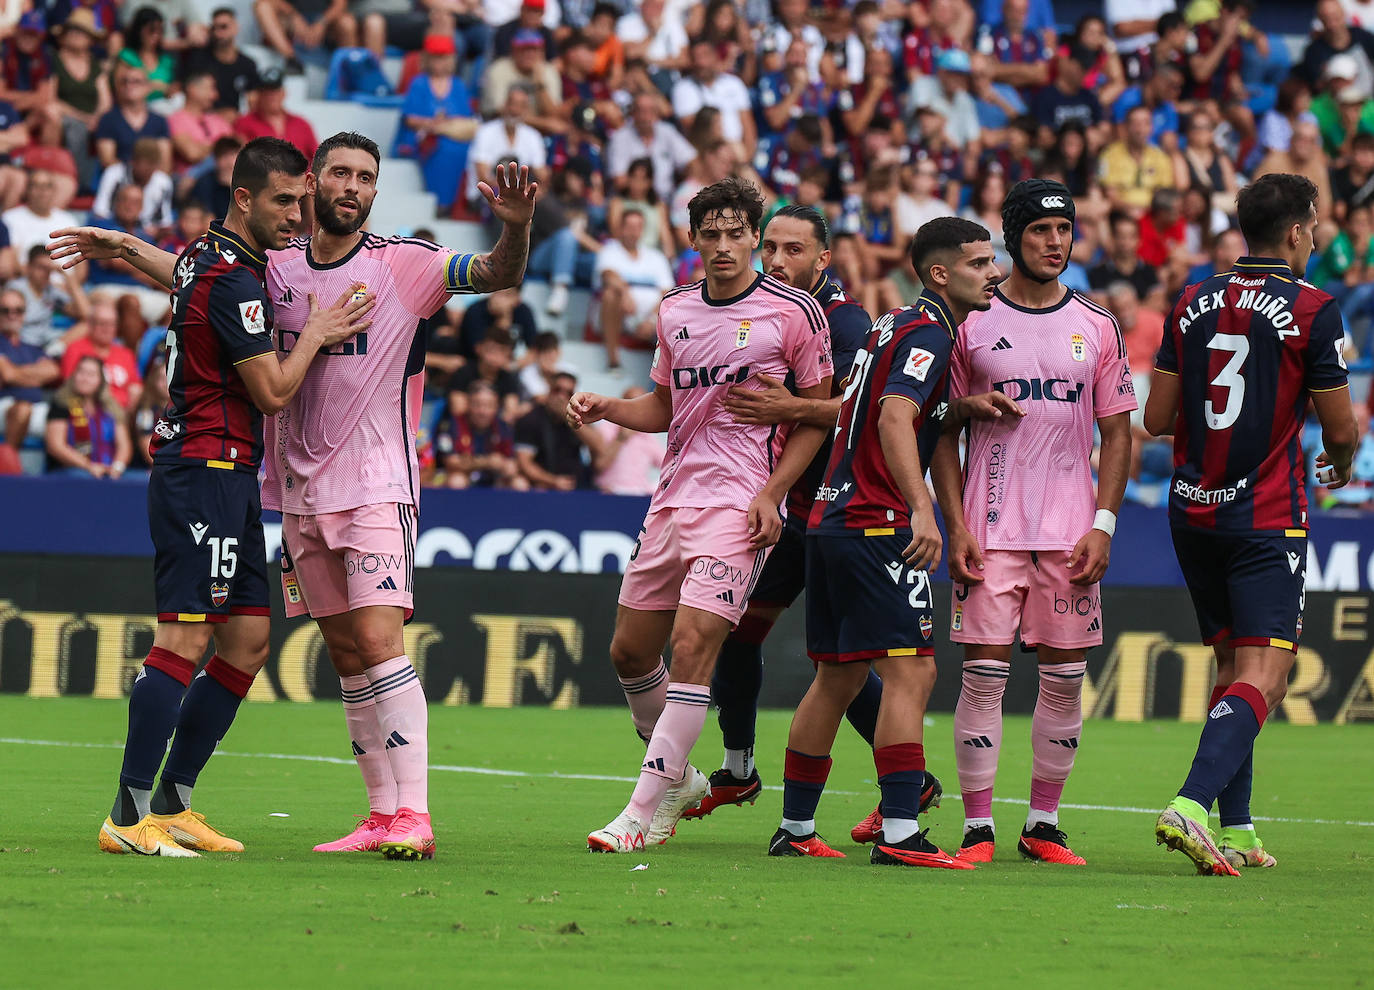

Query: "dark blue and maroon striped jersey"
<box><xmin>808</xmin><ymin>289</ymin><xmax>955</xmax><ymax>536</ymax></box>
<box><xmin>785</xmin><ymin>272</ymin><xmax>871</xmax><ymax>522</ymax></box>
<box><xmin>151</xmin><ymin>221</ymin><xmax>276</xmax><ymax>471</ymax></box>
<box><xmin>1156</xmin><ymin>255</ymin><xmax>1348</xmax><ymax>533</ymax></box>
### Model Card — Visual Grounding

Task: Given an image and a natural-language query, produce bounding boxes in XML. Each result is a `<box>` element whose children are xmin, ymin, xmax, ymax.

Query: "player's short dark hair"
<box><xmin>768</xmin><ymin>203</ymin><xmax>830</xmax><ymax>247</ymax></box>
<box><xmin>687</xmin><ymin>175</ymin><xmax>765</xmax><ymax>235</ymax></box>
<box><xmin>909</xmin><ymin>216</ymin><xmax>991</xmax><ymax>281</ymax></box>
<box><xmin>312</xmin><ymin>131</ymin><xmax>381</xmax><ymax>177</ymax></box>
<box><xmin>1237</xmin><ymin>173</ymin><xmax>1318</xmax><ymax>249</ymax></box>
<box><xmin>230</xmin><ymin>136</ymin><xmax>308</xmax><ymax>196</ymax></box>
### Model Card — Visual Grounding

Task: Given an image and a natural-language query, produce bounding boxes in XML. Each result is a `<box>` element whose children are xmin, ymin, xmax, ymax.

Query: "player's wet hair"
<box><xmin>1236</xmin><ymin>173</ymin><xmax>1318</xmax><ymax>251</ymax></box>
<box><xmin>910</xmin><ymin>216</ymin><xmax>991</xmax><ymax>282</ymax></box>
<box><xmin>768</xmin><ymin>204</ymin><xmax>829</xmax><ymax>247</ymax></box>
<box><xmin>687</xmin><ymin>176</ymin><xmax>765</xmax><ymax>235</ymax></box>
<box><xmin>313</xmin><ymin>131</ymin><xmax>382</xmax><ymax>177</ymax></box>
<box><xmin>231</xmin><ymin>136</ymin><xmax>307</xmax><ymax>196</ymax></box>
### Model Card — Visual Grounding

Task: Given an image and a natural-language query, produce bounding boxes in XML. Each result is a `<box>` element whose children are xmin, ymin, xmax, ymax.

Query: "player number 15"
<box><xmin>208</xmin><ymin>536</ymin><xmax>238</xmax><ymax>578</ymax></box>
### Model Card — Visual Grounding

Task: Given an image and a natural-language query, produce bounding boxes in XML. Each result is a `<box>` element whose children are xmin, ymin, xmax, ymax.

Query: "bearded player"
<box><xmin>50</xmin><ymin>133</ymin><xmax>537</xmax><ymax>861</ymax></box>
<box><xmin>929</xmin><ymin>179</ymin><xmax>1135</xmax><ymax>866</ymax></box>
<box><xmin>566</xmin><ymin>177</ymin><xmax>832</xmax><ymax>853</ymax></box>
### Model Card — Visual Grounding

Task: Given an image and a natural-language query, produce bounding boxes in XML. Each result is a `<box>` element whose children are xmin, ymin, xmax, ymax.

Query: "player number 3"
<box><xmin>207</xmin><ymin>536</ymin><xmax>238</xmax><ymax>579</ymax></box>
<box><xmin>1205</xmin><ymin>333</ymin><xmax>1249</xmax><ymax>431</ymax></box>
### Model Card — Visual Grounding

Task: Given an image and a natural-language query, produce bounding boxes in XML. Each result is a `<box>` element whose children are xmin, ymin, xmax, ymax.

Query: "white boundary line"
<box><xmin>3</xmin><ymin>736</ymin><xmax>1371</xmax><ymax>828</ymax></box>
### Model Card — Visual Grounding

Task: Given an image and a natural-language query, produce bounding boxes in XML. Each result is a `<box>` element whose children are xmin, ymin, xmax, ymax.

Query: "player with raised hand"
<box><xmin>53</xmin><ymin>134</ymin><xmax>538</xmax><ymax>862</ymax></box>
<box><xmin>929</xmin><ymin>179</ymin><xmax>1136</xmax><ymax>867</ymax></box>
<box><xmin>1146</xmin><ymin>173</ymin><xmax>1356</xmax><ymax>876</ymax></box>
<box><xmin>770</xmin><ymin>217</ymin><xmax>997</xmax><ymax>867</ymax></box>
<box><xmin>567</xmin><ymin>177</ymin><xmax>833</xmax><ymax>854</ymax></box>
<box><xmin>86</xmin><ymin>137</ymin><xmax>372</xmax><ymax>856</ymax></box>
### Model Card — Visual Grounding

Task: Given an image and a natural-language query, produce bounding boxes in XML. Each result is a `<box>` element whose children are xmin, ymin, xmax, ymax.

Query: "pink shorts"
<box><xmin>950</xmin><ymin>548</ymin><xmax>1102</xmax><ymax>650</ymax></box>
<box><xmin>281</xmin><ymin>503</ymin><xmax>416</xmax><ymax>620</ymax></box>
<box><xmin>618</xmin><ymin>506</ymin><xmax>770</xmax><ymax>626</ymax></box>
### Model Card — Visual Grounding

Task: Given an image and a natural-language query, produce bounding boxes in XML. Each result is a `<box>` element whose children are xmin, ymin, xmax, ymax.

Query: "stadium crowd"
<box><xmin>0</xmin><ymin>0</ymin><xmax>1372</xmax><ymax>507</ymax></box>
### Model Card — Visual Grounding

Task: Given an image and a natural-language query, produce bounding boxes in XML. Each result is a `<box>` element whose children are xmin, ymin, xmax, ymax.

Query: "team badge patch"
<box><xmin>736</xmin><ymin>320</ymin><xmax>751</xmax><ymax>348</ymax></box>
<box><xmin>350</xmin><ymin>284</ymin><xmax>368</xmax><ymax>305</ymax></box>
<box><xmin>919</xmin><ymin>615</ymin><xmax>934</xmax><ymax>639</ymax></box>
<box><xmin>1070</xmin><ymin>333</ymin><xmax>1086</xmax><ymax>362</ymax></box>
<box><xmin>904</xmin><ymin>348</ymin><xmax>935</xmax><ymax>381</ymax></box>
<box><xmin>210</xmin><ymin>582</ymin><xmax>230</xmax><ymax>607</ymax></box>
<box><xmin>238</xmin><ymin>301</ymin><xmax>266</xmax><ymax>335</ymax></box>
<box><xmin>952</xmin><ymin>604</ymin><xmax>963</xmax><ymax>631</ymax></box>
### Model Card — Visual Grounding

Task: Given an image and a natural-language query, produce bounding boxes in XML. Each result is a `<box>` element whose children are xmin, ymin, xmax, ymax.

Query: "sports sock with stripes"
<box><xmin>618</xmin><ymin>658</ymin><xmax>668</xmax><ymax>743</ymax></box>
<box><xmin>875</xmin><ymin>743</ymin><xmax>926</xmax><ymax>843</ymax></box>
<box><xmin>780</xmin><ymin>749</ymin><xmax>832</xmax><ymax>835</ymax></box>
<box><xmin>156</xmin><ymin>655</ymin><xmax>255</xmax><ymax>813</ymax></box>
<box><xmin>626</xmin><ymin>682</ymin><xmax>710</xmax><ymax>825</ymax></box>
<box><xmin>953</xmin><ymin>658</ymin><xmax>1009</xmax><ymax>826</ymax></box>
<box><xmin>114</xmin><ymin>647</ymin><xmax>196</xmax><ymax>826</ymax></box>
<box><xmin>366</xmin><ymin>655</ymin><xmax>429</xmax><ymax>814</ymax></box>
<box><xmin>1027</xmin><ymin>661</ymin><xmax>1085</xmax><ymax>828</ymax></box>
<box><xmin>340</xmin><ymin>672</ymin><xmax>398</xmax><ymax>818</ymax></box>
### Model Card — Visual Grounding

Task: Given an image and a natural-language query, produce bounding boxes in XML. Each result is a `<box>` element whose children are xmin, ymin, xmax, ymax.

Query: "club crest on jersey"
<box><xmin>283</xmin><ymin>573</ymin><xmax>301</xmax><ymax>604</ymax></box>
<box><xmin>952</xmin><ymin>604</ymin><xmax>963</xmax><ymax>631</ymax></box>
<box><xmin>209</xmin><ymin>582</ymin><xmax>229</xmax><ymax>607</ymax></box>
<box><xmin>736</xmin><ymin>320</ymin><xmax>751</xmax><ymax>348</ymax></box>
<box><xmin>350</xmin><ymin>284</ymin><xmax>368</xmax><ymax>305</ymax></box>
<box><xmin>1070</xmin><ymin>333</ymin><xmax>1086</xmax><ymax>362</ymax></box>
<box><xmin>919</xmin><ymin>615</ymin><xmax>933</xmax><ymax>639</ymax></box>
<box><xmin>239</xmin><ymin>300</ymin><xmax>266</xmax><ymax>335</ymax></box>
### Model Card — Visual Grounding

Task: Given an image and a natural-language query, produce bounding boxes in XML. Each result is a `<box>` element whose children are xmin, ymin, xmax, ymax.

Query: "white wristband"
<box><xmin>1092</xmin><ymin>509</ymin><xmax>1117</xmax><ymax>538</ymax></box>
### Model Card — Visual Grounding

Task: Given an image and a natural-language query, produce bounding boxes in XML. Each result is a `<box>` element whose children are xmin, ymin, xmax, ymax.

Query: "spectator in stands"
<box><xmin>1030</xmin><ymin>44</ymin><xmax>1109</xmax><ymax>151</ymax></box>
<box><xmin>1314</xmin><ymin>73</ymin><xmax>1374</xmax><ymax>158</ymax></box>
<box><xmin>609</xmin><ymin>158</ymin><xmax>674</xmax><ymax>257</ymax></box>
<box><xmin>59</xmin><ymin>299</ymin><xmax>139</xmax><ymax>410</ymax></box>
<box><xmin>1254</xmin><ymin>119</ymin><xmax>1335</xmax><ymax>222</ymax></box>
<box><xmin>435</xmin><ymin>380</ymin><xmax>524</xmax><ymax>489</ymax></box>
<box><xmin>234</xmin><ymin>69</ymin><xmax>319</xmax><ymax>164</ymax></box>
<box><xmin>757</xmin><ymin>37</ymin><xmax>836</xmax><ymax>143</ymax></box>
<box><xmin>1313</xmin><ymin>201</ymin><xmax>1374</xmax><ymax>351</ymax></box>
<box><xmin>1184</xmin><ymin>226</ymin><xmax>1244</xmax><ymax>286</ymax></box>
<box><xmin>606</xmin><ymin>90</ymin><xmax>696</xmax><ymax>201</ymax></box>
<box><xmin>0</xmin><ymin>93</ymin><xmax>29</xmax><ymax>209</ymax></box>
<box><xmin>52</xmin><ymin>8</ymin><xmax>110</xmax><ymax>194</ymax></box>
<box><xmin>45</xmin><ymin>353</ymin><xmax>131</xmax><ymax>478</ymax></box>
<box><xmin>1067</xmin><ymin>14</ymin><xmax>1126</xmax><ymax>107</ymax></box>
<box><xmin>0</xmin><ymin>287</ymin><xmax>59</xmax><ymax>448</ymax></box>
<box><xmin>89</xmin><ymin>184</ymin><xmax>172</xmax><ymax>326</ymax></box>
<box><xmin>10</xmin><ymin>244</ymin><xmax>89</xmax><ymax>351</ymax></box>
<box><xmin>1</xmin><ymin>11</ymin><xmax>55</xmax><ymax>118</ymax></box>
<box><xmin>1105</xmin><ymin>279</ymin><xmax>1165</xmax><ymax>377</ymax></box>
<box><xmin>517</xmin><ymin>330</ymin><xmax>567</xmax><ymax>400</ymax></box>
<box><xmin>690</xmin><ymin>0</ymin><xmax>755</xmax><ymax>82</ymax></box>
<box><xmin>583</xmin><ymin>2</ymin><xmax>625</xmax><ymax>87</ymax></box>
<box><xmin>1300</xmin><ymin>0</ymin><xmax>1374</xmax><ymax>94</ymax></box>
<box><xmin>594</xmin><ymin>207</ymin><xmax>675</xmax><ymax>370</ymax></box>
<box><xmin>4</xmin><ymin>171</ymin><xmax>78</xmax><ymax>262</ymax></box>
<box><xmin>1258</xmin><ymin>76</ymin><xmax>1315</xmax><ymax>161</ymax></box>
<box><xmin>834</xmin><ymin>43</ymin><xmax>903</xmax><ymax>144</ymax></box>
<box><xmin>480</xmin><ymin>30</ymin><xmax>565</xmax><ymax>134</ymax></box>
<box><xmin>976</xmin><ymin>0</ymin><xmax>1053</xmax><ymax>93</ymax></box>
<box><xmin>894</xmin><ymin>158</ymin><xmax>952</xmax><ymax>248</ymax></box>
<box><xmin>1099</xmin><ymin>104</ymin><xmax>1176</xmax><ymax>216</ymax></box>
<box><xmin>1091</xmin><ymin>210</ymin><xmax>1164</xmax><ymax>308</ymax></box>
<box><xmin>396</xmin><ymin>34</ymin><xmax>477</xmax><ymax>216</ymax></box>
<box><xmin>1176</xmin><ymin>109</ymin><xmax>1241</xmax><ymax>219</ymax></box>
<box><xmin>528</xmin><ymin>161</ymin><xmax>601</xmax><ymax>318</ymax></box>
<box><xmin>466</xmin><ymin>86</ymin><xmax>548</xmax><ymax>213</ymax></box>
<box><xmin>1188</xmin><ymin>0</ymin><xmax>1264</xmax><ymax>145</ymax></box>
<box><xmin>672</xmin><ymin>37</ymin><xmax>756</xmax><ymax>163</ymax></box>
<box><xmin>185</xmin><ymin>135</ymin><xmax>239</xmax><ymax>218</ymax></box>
<box><xmin>254</xmin><ymin>0</ymin><xmax>359</xmax><ymax>76</ymax></box>
<box><xmin>119</xmin><ymin>7</ymin><xmax>178</xmax><ymax>101</ymax></box>
<box><xmin>959</xmin><ymin>168</ymin><xmax>1009</xmax><ymax>272</ymax></box>
<box><xmin>448</xmin><ymin>326</ymin><xmax>524</xmax><ymax>422</ymax></box>
<box><xmin>157</xmin><ymin>199</ymin><xmax>212</xmax><ymax>256</ymax></box>
<box><xmin>1113</xmin><ymin>62</ymin><xmax>1184</xmax><ymax>152</ymax></box>
<box><xmin>618</xmin><ymin>0</ymin><xmax>688</xmax><ymax>73</ymax></box>
<box><xmin>169</xmin><ymin>70</ymin><xmax>233</xmax><ymax>173</ymax></box>
<box><xmin>560</xmin><ymin>30</ymin><xmax>624</xmax><ymax>135</ymax></box>
<box><xmin>95</xmin><ymin>61</ymin><xmax>171</xmax><ymax>173</ymax></box>
<box><xmin>458</xmin><ymin>285</ymin><xmax>537</xmax><ymax>361</ymax></box>
<box><xmin>1106</xmin><ymin>0</ymin><xmax>1178</xmax><ymax>66</ymax></box>
<box><xmin>93</xmin><ymin>138</ymin><xmax>174</xmax><ymax>236</ymax></box>
<box><xmin>180</xmin><ymin>7</ymin><xmax>259</xmax><ymax>118</ymax></box>
<box><xmin>128</xmin><ymin>346</ymin><xmax>167</xmax><ymax>468</ymax></box>
<box><xmin>1137</xmin><ymin>186</ymin><xmax>1188</xmax><ymax>287</ymax></box>
<box><xmin>1333</xmin><ymin>132</ymin><xmax>1374</xmax><ymax>221</ymax></box>
<box><xmin>908</xmin><ymin>47</ymin><xmax>982</xmax><ymax>151</ymax></box>
<box><xmin>515</xmin><ymin>371</ymin><xmax>601</xmax><ymax>491</ymax></box>
<box><xmin>592</xmin><ymin>386</ymin><xmax>665</xmax><ymax>496</ymax></box>
<box><xmin>492</xmin><ymin>0</ymin><xmax>556</xmax><ymax>60</ymax></box>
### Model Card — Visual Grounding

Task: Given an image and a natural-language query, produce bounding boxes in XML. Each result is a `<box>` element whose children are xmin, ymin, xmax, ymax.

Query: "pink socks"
<box><xmin>619</xmin><ymin>659</ymin><xmax>668</xmax><ymax>742</ymax></box>
<box><xmin>340</xmin><ymin>673</ymin><xmax>398</xmax><ymax>819</ymax></box>
<box><xmin>1028</xmin><ymin>661</ymin><xmax>1086</xmax><ymax>827</ymax></box>
<box><xmin>365</xmin><ymin>656</ymin><xmax>429</xmax><ymax>814</ymax></box>
<box><xmin>954</xmin><ymin>658</ymin><xmax>1009</xmax><ymax>825</ymax></box>
<box><xmin>626</xmin><ymin>682</ymin><xmax>710</xmax><ymax>824</ymax></box>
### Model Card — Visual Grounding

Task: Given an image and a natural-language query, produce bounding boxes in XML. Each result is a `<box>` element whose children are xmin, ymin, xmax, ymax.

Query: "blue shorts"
<box><xmin>148</xmin><ymin>462</ymin><xmax>270</xmax><ymax>623</ymax></box>
<box><xmin>1171</xmin><ymin>527</ymin><xmax>1305</xmax><ymax>650</ymax></box>
<box><xmin>749</xmin><ymin>517</ymin><xmax>806</xmax><ymax>609</ymax></box>
<box><xmin>805</xmin><ymin>532</ymin><xmax>936</xmax><ymax>663</ymax></box>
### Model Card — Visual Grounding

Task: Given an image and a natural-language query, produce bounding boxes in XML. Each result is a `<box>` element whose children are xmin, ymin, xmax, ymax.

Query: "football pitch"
<box><xmin>2</xmin><ymin>697</ymin><xmax>1370</xmax><ymax>989</ymax></box>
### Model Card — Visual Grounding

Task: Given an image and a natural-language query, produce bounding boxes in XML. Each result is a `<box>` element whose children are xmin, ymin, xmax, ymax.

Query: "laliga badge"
<box><xmin>1070</xmin><ymin>333</ymin><xmax>1086</xmax><ymax>362</ymax></box>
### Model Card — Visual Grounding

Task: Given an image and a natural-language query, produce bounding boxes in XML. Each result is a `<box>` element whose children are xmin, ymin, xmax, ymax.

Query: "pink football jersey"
<box><xmin>261</xmin><ymin>235</ymin><xmax>477</xmax><ymax>514</ymax></box>
<box><xmin>648</xmin><ymin>274</ymin><xmax>832</xmax><ymax>512</ymax></box>
<box><xmin>950</xmin><ymin>289</ymin><xmax>1137</xmax><ymax>550</ymax></box>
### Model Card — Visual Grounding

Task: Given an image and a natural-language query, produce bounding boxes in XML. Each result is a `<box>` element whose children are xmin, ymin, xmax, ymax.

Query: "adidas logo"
<box><xmin>1209</xmin><ymin>700</ymin><xmax>1234</xmax><ymax>719</ymax></box>
<box><xmin>1050</xmin><ymin>737</ymin><xmax>1079</xmax><ymax>749</ymax></box>
<box><xmin>351</xmin><ymin>740</ymin><xmax>365</xmax><ymax>756</ymax></box>
<box><xmin>376</xmin><ymin>576</ymin><xmax>398</xmax><ymax>591</ymax></box>
<box><xmin>1086</xmin><ymin>616</ymin><xmax>1101</xmax><ymax>633</ymax></box>
<box><xmin>962</xmin><ymin>735</ymin><xmax>994</xmax><ymax>748</ymax></box>
<box><xmin>384</xmin><ymin>730</ymin><xmax>409</xmax><ymax>749</ymax></box>
<box><xmin>643</xmin><ymin>756</ymin><xmax>666</xmax><ymax>772</ymax></box>
<box><xmin>674</xmin><ymin>327</ymin><xmax>690</xmax><ymax>341</ymax></box>
<box><xmin>992</xmin><ymin>337</ymin><xmax>1013</xmax><ymax>351</ymax></box>
<box><xmin>716</xmin><ymin>589</ymin><xmax>735</xmax><ymax>605</ymax></box>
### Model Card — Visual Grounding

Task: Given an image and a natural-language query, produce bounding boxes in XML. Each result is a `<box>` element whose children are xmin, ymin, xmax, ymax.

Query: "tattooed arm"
<box><xmin>48</xmin><ymin>227</ymin><xmax>178</xmax><ymax>289</ymax></box>
<box><xmin>469</xmin><ymin>162</ymin><xmax>539</xmax><ymax>293</ymax></box>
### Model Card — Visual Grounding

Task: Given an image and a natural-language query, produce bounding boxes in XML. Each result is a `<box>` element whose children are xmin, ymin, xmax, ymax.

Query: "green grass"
<box><xmin>1</xmin><ymin>697</ymin><xmax>1371</xmax><ymax>989</ymax></box>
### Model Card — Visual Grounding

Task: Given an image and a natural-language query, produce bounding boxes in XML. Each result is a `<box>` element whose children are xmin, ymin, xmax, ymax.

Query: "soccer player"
<box><xmin>82</xmin><ymin>137</ymin><xmax>372</xmax><ymax>856</ymax></box>
<box><xmin>771</xmin><ymin>216</ymin><xmax>996</xmax><ymax>867</ymax></box>
<box><xmin>929</xmin><ymin>178</ymin><xmax>1136</xmax><ymax>866</ymax></box>
<box><xmin>566</xmin><ymin>177</ymin><xmax>833</xmax><ymax>853</ymax></box>
<box><xmin>1146</xmin><ymin>173</ymin><xmax>1356</xmax><ymax>876</ymax></box>
<box><xmin>52</xmin><ymin>135</ymin><xmax>538</xmax><ymax>862</ymax></box>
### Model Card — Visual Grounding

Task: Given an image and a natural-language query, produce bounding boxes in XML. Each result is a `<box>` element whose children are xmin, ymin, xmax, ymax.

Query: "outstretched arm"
<box><xmin>48</xmin><ymin>227</ymin><xmax>179</xmax><ymax>290</ymax></box>
<box><xmin>468</xmin><ymin>163</ymin><xmax>539</xmax><ymax>293</ymax></box>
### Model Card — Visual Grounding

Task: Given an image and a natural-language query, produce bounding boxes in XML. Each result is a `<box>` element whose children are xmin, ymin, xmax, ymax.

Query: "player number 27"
<box><xmin>1205</xmin><ymin>333</ymin><xmax>1249</xmax><ymax>431</ymax></box>
<box><xmin>208</xmin><ymin>536</ymin><xmax>238</xmax><ymax>579</ymax></box>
